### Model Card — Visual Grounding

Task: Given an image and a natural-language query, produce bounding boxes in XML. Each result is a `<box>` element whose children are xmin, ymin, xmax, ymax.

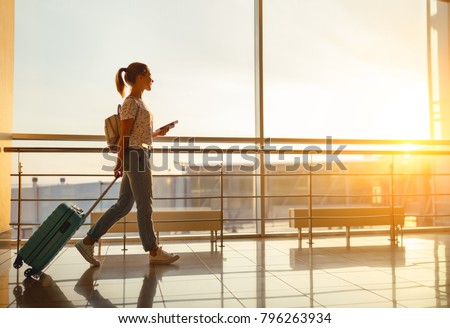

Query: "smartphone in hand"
<box><xmin>154</xmin><ymin>120</ymin><xmax>178</xmax><ymax>135</ymax></box>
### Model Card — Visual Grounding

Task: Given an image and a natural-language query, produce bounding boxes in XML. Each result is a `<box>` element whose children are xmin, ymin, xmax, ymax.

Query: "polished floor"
<box><xmin>1</xmin><ymin>232</ymin><xmax>450</xmax><ymax>308</ymax></box>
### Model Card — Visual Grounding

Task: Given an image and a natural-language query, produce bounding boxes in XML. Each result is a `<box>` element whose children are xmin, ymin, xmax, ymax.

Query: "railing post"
<box><xmin>122</xmin><ymin>218</ymin><xmax>128</xmax><ymax>253</ymax></box>
<box><xmin>16</xmin><ymin>157</ymin><xmax>23</xmax><ymax>255</ymax></box>
<box><xmin>390</xmin><ymin>155</ymin><xmax>396</xmax><ymax>243</ymax></box>
<box><xmin>308</xmin><ymin>153</ymin><xmax>314</xmax><ymax>245</ymax></box>
<box><xmin>220</xmin><ymin>166</ymin><xmax>224</xmax><ymax>248</ymax></box>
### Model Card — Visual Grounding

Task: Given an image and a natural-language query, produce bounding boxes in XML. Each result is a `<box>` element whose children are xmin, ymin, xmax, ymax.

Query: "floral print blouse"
<box><xmin>120</xmin><ymin>96</ymin><xmax>153</xmax><ymax>147</ymax></box>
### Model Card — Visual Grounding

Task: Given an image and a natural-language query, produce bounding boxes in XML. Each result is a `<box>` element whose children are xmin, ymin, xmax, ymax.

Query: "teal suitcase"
<box><xmin>13</xmin><ymin>203</ymin><xmax>84</xmax><ymax>278</ymax></box>
<box><xmin>13</xmin><ymin>178</ymin><xmax>118</xmax><ymax>278</ymax></box>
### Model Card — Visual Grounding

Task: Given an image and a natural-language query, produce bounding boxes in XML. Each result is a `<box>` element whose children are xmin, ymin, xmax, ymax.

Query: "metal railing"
<box><xmin>4</xmin><ymin>133</ymin><xmax>450</xmax><ymax>249</ymax></box>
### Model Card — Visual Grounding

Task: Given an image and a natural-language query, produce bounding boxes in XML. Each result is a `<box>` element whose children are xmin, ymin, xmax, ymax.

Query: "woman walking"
<box><xmin>76</xmin><ymin>62</ymin><xmax>179</xmax><ymax>265</ymax></box>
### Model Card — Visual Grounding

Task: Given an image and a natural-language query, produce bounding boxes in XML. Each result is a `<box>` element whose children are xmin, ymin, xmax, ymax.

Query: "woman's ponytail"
<box><xmin>115</xmin><ymin>68</ymin><xmax>127</xmax><ymax>97</ymax></box>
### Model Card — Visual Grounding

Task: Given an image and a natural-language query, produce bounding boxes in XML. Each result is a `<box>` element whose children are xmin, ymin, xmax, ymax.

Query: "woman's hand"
<box><xmin>159</xmin><ymin>126</ymin><xmax>171</xmax><ymax>136</ymax></box>
<box><xmin>153</xmin><ymin>125</ymin><xmax>171</xmax><ymax>138</ymax></box>
<box><xmin>114</xmin><ymin>157</ymin><xmax>123</xmax><ymax>178</ymax></box>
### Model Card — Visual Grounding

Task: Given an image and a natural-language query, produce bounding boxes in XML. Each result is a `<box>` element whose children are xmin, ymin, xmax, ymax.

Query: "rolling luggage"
<box><xmin>13</xmin><ymin>177</ymin><xmax>118</xmax><ymax>278</ymax></box>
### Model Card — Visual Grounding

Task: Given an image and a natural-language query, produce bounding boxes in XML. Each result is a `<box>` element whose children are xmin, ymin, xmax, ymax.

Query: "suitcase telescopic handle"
<box><xmin>83</xmin><ymin>177</ymin><xmax>119</xmax><ymax>219</ymax></box>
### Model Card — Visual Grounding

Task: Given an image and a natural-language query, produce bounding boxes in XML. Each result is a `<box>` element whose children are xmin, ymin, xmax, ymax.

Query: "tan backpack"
<box><xmin>104</xmin><ymin>104</ymin><xmax>121</xmax><ymax>153</ymax></box>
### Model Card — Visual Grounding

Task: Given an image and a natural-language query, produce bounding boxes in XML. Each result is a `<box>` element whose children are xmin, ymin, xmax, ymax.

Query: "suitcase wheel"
<box><xmin>24</xmin><ymin>268</ymin><xmax>32</xmax><ymax>278</ymax></box>
<box><xmin>13</xmin><ymin>256</ymin><xmax>23</xmax><ymax>269</ymax></box>
<box><xmin>24</xmin><ymin>268</ymin><xmax>40</xmax><ymax>279</ymax></box>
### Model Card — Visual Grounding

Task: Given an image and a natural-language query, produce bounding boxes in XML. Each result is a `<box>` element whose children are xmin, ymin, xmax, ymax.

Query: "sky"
<box><xmin>13</xmin><ymin>0</ymin><xmax>430</xmax><ymax>138</ymax></box>
<box><xmin>13</xmin><ymin>0</ymin><xmax>255</xmax><ymax>137</ymax></box>
<box><xmin>262</xmin><ymin>0</ymin><xmax>429</xmax><ymax>139</ymax></box>
<box><xmin>11</xmin><ymin>0</ymin><xmax>431</xmax><ymax>184</ymax></box>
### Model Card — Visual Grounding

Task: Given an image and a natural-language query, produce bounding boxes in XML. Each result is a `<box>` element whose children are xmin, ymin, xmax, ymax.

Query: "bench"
<box><xmin>90</xmin><ymin>209</ymin><xmax>222</xmax><ymax>255</ymax></box>
<box><xmin>289</xmin><ymin>206</ymin><xmax>404</xmax><ymax>246</ymax></box>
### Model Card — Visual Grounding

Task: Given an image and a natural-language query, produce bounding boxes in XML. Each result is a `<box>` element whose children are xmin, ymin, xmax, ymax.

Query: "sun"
<box><xmin>377</xmin><ymin>81</ymin><xmax>430</xmax><ymax>140</ymax></box>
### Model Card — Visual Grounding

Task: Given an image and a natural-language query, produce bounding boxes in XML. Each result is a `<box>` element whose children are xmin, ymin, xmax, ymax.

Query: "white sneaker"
<box><xmin>149</xmin><ymin>246</ymin><xmax>179</xmax><ymax>264</ymax></box>
<box><xmin>75</xmin><ymin>240</ymin><xmax>100</xmax><ymax>266</ymax></box>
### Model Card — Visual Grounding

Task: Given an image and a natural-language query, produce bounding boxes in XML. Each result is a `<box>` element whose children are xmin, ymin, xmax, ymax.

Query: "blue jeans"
<box><xmin>87</xmin><ymin>148</ymin><xmax>157</xmax><ymax>251</ymax></box>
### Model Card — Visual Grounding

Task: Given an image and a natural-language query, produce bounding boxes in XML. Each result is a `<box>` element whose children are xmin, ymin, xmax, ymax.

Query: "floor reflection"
<box><xmin>75</xmin><ymin>263</ymin><xmax>161</xmax><ymax>308</ymax></box>
<box><xmin>13</xmin><ymin>273</ymin><xmax>75</xmax><ymax>308</ymax></box>
<box><xmin>3</xmin><ymin>233</ymin><xmax>450</xmax><ymax>308</ymax></box>
<box><xmin>13</xmin><ymin>258</ymin><xmax>180</xmax><ymax>308</ymax></box>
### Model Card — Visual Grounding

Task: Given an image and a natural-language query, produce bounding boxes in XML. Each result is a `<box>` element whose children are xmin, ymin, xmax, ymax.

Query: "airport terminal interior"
<box><xmin>2</xmin><ymin>0</ymin><xmax>450</xmax><ymax>309</ymax></box>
